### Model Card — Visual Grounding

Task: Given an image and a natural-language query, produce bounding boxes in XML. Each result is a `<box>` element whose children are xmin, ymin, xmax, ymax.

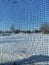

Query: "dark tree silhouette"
<box><xmin>40</xmin><ymin>22</ymin><xmax>49</xmax><ymax>33</ymax></box>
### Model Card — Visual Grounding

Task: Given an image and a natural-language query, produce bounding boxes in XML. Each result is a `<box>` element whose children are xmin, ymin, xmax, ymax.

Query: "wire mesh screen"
<box><xmin>0</xmin><ymin>0</ymin><xmax>49</xmax><ymax>65</ymax></box>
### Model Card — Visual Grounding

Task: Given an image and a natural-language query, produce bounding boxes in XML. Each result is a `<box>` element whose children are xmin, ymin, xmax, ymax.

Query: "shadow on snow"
<box><xmin>0</xmin><ymin>54</ymin><xmax>49</xmax><ymax>65</ymax></box>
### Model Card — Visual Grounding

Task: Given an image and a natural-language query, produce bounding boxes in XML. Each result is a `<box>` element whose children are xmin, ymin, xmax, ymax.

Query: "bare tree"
<box><xmin>10</xmin><ymin>24</ymin><xmax>20</xmax><ymax>34</ymax></box>
<box><xmin>40</xmin><ymin>22</ymin><xmax>49</xmax><ymax>33</ymax></box>
<box><xmin>10</xmin><ymin>24</ymin><xmax>16</xmax><ymax>33</ymax></box>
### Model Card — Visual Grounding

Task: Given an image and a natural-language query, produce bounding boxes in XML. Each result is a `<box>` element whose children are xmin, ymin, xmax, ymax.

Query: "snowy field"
<box><xmin>0</xmin><ymin>33</ymin><xmax>49</xmax><ymax>65</ymax></box>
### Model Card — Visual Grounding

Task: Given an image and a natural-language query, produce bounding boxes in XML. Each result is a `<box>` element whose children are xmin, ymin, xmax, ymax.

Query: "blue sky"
<box><xmin>0</xmin><ymin>0</ymin><xmax>49</xmax><ymax>30</ymax></box>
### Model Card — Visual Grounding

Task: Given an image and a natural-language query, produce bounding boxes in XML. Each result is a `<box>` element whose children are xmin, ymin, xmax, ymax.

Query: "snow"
<box><xmin>0</xmin><ymin>33</ymin><xmax>49</xmax><ymax>64</ymax></box>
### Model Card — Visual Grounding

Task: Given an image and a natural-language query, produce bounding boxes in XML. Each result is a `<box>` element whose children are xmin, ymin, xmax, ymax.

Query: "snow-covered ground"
<box><xmin>0</xmin><ymin>33</ymin><xmax>49</xmax><ymax>64</ymax></box>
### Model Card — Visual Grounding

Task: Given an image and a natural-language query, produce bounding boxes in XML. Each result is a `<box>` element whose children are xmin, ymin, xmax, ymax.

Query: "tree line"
<box><xmin>0</xmin><ymin>22</ymin><xmax>49</xmax><ymax>35</ymax></box>
<box><xmin>10</xmin><ymin>22</ymin><xmax>49</xmax><ymax>34</ymax></box>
